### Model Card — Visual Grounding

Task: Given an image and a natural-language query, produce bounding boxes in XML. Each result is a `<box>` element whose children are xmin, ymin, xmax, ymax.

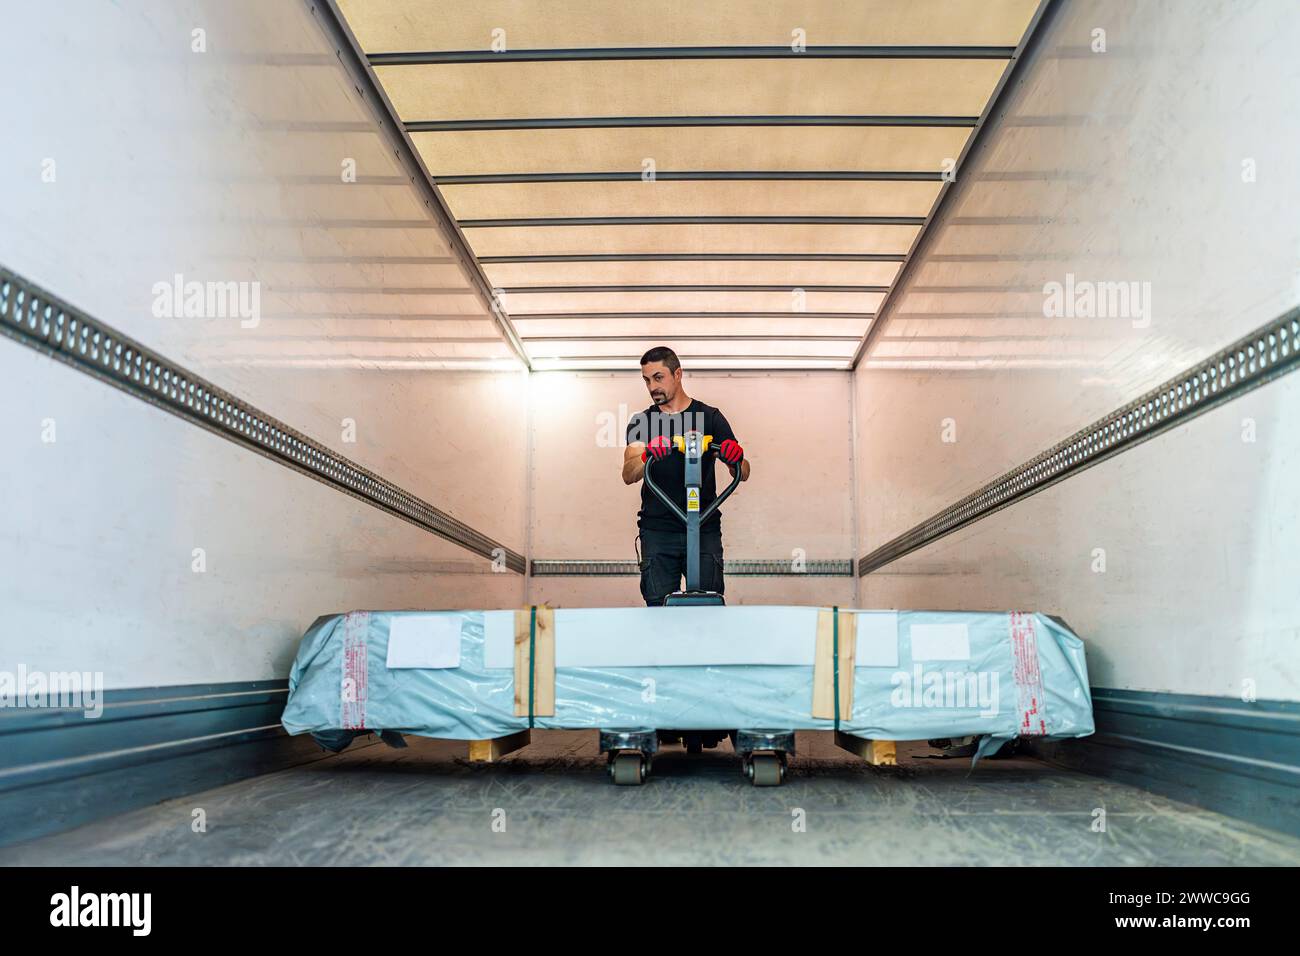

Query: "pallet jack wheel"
<box><xmin>611</xmin><ymin>751</ymin><xmax>646</xmax><ymax>786</ymax></box>
<box><xmin>747</xmin><ymin>753</ymin><xmax>785</xmax><ymax>787</ymax></box>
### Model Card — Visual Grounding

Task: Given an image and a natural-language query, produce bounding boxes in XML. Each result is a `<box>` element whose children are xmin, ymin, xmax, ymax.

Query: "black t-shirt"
<box><xmin>626</xmin><ymin>399</ymin><xmax>739</xmax><ymax>532</ymax></box>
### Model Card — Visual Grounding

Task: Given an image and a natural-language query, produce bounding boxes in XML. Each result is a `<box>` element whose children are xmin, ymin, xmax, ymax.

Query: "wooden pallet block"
<box><xmin>467</xmin><ymin>730</ymin><xmax>532</xmax><ymax>763</ymax></box>
<box><xmin>835</xmin><ymin>731</ymin><xmax>898</xmax><ymax>767</ymax></box>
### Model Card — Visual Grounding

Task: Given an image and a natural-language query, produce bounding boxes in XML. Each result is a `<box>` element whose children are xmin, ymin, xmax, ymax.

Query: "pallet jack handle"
<box><xmin>642</xmin><ymin>437</ymin><xmax>743</xmax><ymax>524</ymax></box>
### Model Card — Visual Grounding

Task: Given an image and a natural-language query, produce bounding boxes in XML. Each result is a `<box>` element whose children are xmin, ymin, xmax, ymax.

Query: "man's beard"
<box><xmin>652</xmin><ymin>392</ymin><xmax>667</xmax><ymax>404</ymax></box>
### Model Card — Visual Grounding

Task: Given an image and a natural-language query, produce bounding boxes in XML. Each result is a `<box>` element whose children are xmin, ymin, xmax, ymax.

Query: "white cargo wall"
<box><xmin>853</xmin><ymin>0</ymin><xmax>1300</xmax><ymax>700</ymax></box>
<box><xmin>0</xmin><ymin>0</ymin><xmax>530</xmax><ymax>689</ymax></box>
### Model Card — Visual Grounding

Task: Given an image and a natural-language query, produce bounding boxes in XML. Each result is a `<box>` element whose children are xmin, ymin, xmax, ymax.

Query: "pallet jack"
<box><xmin>601</xmin><ymin>431</ymin><xmax>794</xmax><ymax>786</ymax></box>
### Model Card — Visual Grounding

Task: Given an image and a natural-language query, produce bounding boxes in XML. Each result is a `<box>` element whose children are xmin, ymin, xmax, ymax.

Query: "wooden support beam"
<box><xmin>812</xmin><ymin>607</ymin><xmax>857</xmax><ymax>721</ymax></box>
<box><xmin>513</xmin><ymin>606</ymin><xmax>556</xmax><ymax>718</ymax></box>
<box><xmin>468</xmin><ymin>730</ymin><xmax>532</xmax><ymax>763</ymax></box>
<box><xmin>835</xmin><ymin>731</ymin><xmax>898</xmax><ymax>767</ymax></box>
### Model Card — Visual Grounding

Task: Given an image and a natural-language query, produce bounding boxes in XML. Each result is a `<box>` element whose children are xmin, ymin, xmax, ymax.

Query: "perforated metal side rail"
<box><xmin>859</xmin><ymin>306</ymin><xmax>1300</xmax><ymax>575</ymax></box>
<box><xmin>531</xmin><ymin>559</ymin><xmax>854</xmax><ymax>577</ymax></box>
<box><xmin>0</xmin><ymin>266</ymin><xmax>526</xmax><ymax>573</ymax></box>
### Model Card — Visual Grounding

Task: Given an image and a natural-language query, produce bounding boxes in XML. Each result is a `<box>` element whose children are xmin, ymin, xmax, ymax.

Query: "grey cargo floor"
<box><xmin>3</xmin><ymin>732</ymin><xmax>1297</xmax><ymax>866</ymax></box>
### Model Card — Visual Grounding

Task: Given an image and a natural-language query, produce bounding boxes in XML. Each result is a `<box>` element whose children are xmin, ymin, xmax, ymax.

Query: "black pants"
<box><xmin>637</xmin><ymin>527</ymin><xmax>725</xmax><ymax>606</ymax></box>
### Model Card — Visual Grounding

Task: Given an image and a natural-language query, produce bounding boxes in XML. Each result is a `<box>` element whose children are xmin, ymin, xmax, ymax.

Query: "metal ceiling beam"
<box><xmin>237</xmin><ymin>255</ymin><xmax>460</xmax><ymax>265</ymax></box>
<box><xmin>270</xmin><ymin>283</ymin><xmax>879</xmax><ymax>296</ymax></box>
<box><xmin>510</xmin><ymin>311</ymin><xmax>874</xmax><ymax>320</ymax></box>
<box><xmin>532</xmin><ymin>365</ymin><xmax>849</xmax><ymax>372</ymax></box>
<box><xmin>500</xmin><ymin>285</ymin><xmax>890</xmax><ymax>293</ymax></box>
<box><xmin>440</xmin><ymin>171</ymin><xmax>943</xmax><ymax>184</ymax></box>
<box><xmin>253</xmin><ymin>319</ymin><xmax>501</xmax><ymax>327</ymax></box>
<box><xmin>849</xmin><ymin>0</ymin><xmax>1058</xmax><ymax>369</ymax></box>
<box><xmin>370</xmin><ymin>46</ymin><xmax>1017</xmax><ymax>65</ymax></box>
<box><xmin>530</xmin><ymin>353</ymin><xmax>852</xmax><ymax>361</ymax></box>
<box><xmin>522</xmin><ymin>334</ymin><xmax>863</xmax><ymax>342</ymax></box>
<box><xmin>480</xmin><ymin>253</ymin><xmax>906</xmax><ymax>262</ymax></box>
<box><xmin>264</xmin><ymin>286</ymin><xmax>479</xmax><ymax>295</ymax></box>
<box><xmin>462</xmin><ymin>215</ymin><xmax>923</xmax><ymax>227</ymax></box>
<box><xmin>312</xmin><ymin>0</ymin><xmax>531</xmax><ymax>370</ymax></box>
<box><xmin>409</xmin><ymin>115</ymin><xmax>977</xmax><ymax>131</ymax></box>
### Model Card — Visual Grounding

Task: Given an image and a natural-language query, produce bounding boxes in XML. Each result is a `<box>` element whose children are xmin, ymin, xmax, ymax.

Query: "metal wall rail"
<box><xmin>0</xmin><ymin>266</ymin><xmax>527</xmax><ymax>573</ymax></box>
<box><xmin>859</xmin><ymin>306</ymin><xmax>1300</xmax><ymax>575</ymax></box>
<box><xmin>532</xmin><ymin>559</ymin><xmax>854</xmax><ymax>577</ymax></box>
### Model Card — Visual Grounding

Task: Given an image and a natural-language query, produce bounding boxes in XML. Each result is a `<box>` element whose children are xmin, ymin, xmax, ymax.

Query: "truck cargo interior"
<box><xmin>2</xmin><ymin>0</ymin><xmax>1298</xmax><ymax>874</ymax></box>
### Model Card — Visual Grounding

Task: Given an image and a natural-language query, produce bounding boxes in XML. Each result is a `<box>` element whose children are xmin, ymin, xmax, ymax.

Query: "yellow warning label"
<box><xmin>687</xmin><ymin>488</ymin><xmax>700</xmax><ymax>512</ymax></box>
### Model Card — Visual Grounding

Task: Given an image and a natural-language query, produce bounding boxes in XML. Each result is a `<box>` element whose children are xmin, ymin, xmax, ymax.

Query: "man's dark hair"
<box><xmin>639</xmin><ymin>346</ymin><xmax>681</xmax><ymax>373</ymax></box>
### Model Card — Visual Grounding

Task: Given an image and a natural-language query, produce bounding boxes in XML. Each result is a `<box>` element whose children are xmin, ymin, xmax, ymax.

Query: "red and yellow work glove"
<box><xmin>718</xmin><ymin>439</ymin><xmax>744</xmax><ymax>464</ymax></box>
<box><xmin>642</xmin><ymin>435</ymin><xmax>673</xmax><ymax>461</ymax></box>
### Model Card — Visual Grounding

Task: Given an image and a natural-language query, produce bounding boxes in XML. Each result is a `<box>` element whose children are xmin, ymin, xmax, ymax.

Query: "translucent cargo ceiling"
<box><xmin>337</xmin><ymin>0</ymin><xmax>1041</xmax><ymax>370</ymax></box>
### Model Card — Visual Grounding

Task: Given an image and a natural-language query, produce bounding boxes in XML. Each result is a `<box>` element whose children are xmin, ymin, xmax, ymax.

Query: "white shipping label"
<box><xmin>909</xmin><ymin>623</ymin><xmax>971</xmax><ymax>661</ymax></box>
<box><xmin>386</xmin><ymin>615</ymin><xmax>463</xmax><ymax>669</ymax></box>
<box><xmin>854</xmin><ymin>611</ymin><xmax>899</xmax><ymax>667</ymax></box>
<box><xmin>484</xmin><ymin>610</ymin><xmax>516</xmax><ymax>669</ymax></box>
<box><xmin>552</xmin><ymin>606</ymin><xmax>818</xmax><ymax>667</ymax></box>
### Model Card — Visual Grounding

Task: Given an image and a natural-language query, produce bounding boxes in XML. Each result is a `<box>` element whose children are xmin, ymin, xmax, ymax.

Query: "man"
<box><xmin>622</xmin><ymin>346</ymin><xmax>749</xmax><ymax>606</ymax></box>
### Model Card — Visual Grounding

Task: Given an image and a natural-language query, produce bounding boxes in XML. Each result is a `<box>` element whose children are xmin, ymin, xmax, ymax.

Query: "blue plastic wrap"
<box><xmin>282</xmin><ymin>608</ymin><xmax>1094</xmax><ymax>750</ymax></box>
